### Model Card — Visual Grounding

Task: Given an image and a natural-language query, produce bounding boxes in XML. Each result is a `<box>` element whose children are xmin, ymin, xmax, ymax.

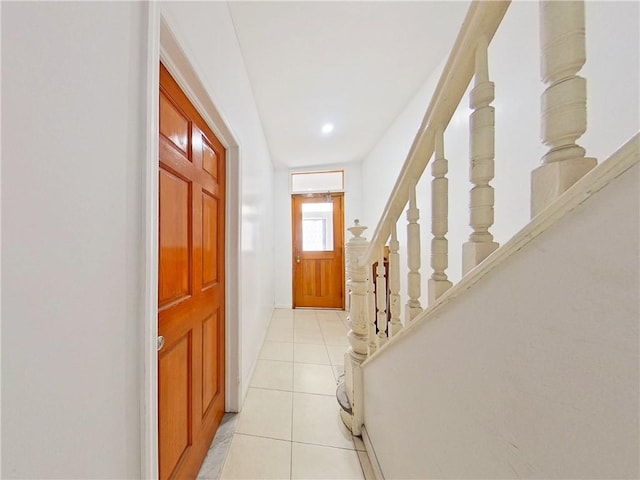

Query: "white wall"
<box><xmin>273</xmin><ymin>162</ymin><xmax>362</xmax><ymax>308</ymax></box>
<box><xmin>159</xmin><ymin>2</ymin><xmax>275</xmax><ymax>403</ymax></box>
<box><xmin>2</xmin><ymin>1</ymin><xmax>276</xmax><ymax>477</ymax></box>
<box><xmin>2</xmin><ymin>3</ymin><xmax>146</xmax><ymax>477</ymax></box>
<box><xmin>359</xmin><ymin>60</ymin><xmax>442</xmax><ymax>232</ymax></box>
<box><xmin>359</xmin><ymin>60</ymin><xmax>445</xmax><ymax>318</ymax></box>
<box><xmin>360</xmin><ymin>1</ymin><xmax>639</xmax><ymax>308</ymax></box>
<box><xmin>363</xmin><ymin>163</ymin><xmax>639</xmax><ymax>479</ymax></box>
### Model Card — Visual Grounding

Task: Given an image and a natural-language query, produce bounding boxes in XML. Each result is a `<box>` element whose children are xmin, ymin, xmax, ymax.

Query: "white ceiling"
<box><xmin>228</xmin><ymin>1</ymin><xmax>470</xmax><ymax>170</ymax></box>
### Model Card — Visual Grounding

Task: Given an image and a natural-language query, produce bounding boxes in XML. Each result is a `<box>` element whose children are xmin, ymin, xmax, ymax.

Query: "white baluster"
<box><xmin>405</xmin><ymin>185</ymin><xmax>423</xmax><ymax>322</ymax></box>
<box><xmin>342</xmin><ymin>219</ymin><xmax>369</xmax><ymax>436</ymax></box>
<box><xmin>462</xmin><ymin>36</ymin><xmax>499</xmax><ymax>275</ymax></box>
<box><xmin>531</xmin><ymin>0</ymin><xmax>596</xmax><ymax>216</ymax></box>
<box><xmin>367</xmin><ymin>273</ymin><xmax>377</xmax><ymax>356</ymax></box>
<box><xmin>388</xmin><ymin>226</ymin><xmax>402</xmax><ymax>337</ymax></box>
<box><xmin>375</xmin><ymin>247</ymin><xmax>388</xmax><ymax>349</ymax></box>
<box><xmin>428</xmin><ymin>130</ymin><xmax>453</xmax><ymax>303</ymax></box>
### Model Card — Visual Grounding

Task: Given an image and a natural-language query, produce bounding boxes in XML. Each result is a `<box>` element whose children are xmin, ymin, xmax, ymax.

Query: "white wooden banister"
<box><xmin>405</xmin><ymin>185</ymin><xmax>423</xmax><ymax>322</ymax></box>
<box><xmin>342</xmin><ymin>220</ymin><xmax>370</xmax><ymax>436</ymax></box>
<box><xmin>462</xmin><ymin>35</ymin><xmax>499</xmax><ymax>275</ymax></box>
<box><xmin>367</xmin><ymin>273</ymin><xmax>377</xmax><ymax>356</ymax></box>
<box><xmin>388</xmin><ymin>226</ymin><xmax>402</xmax><ymax>337</ymax></box>
<box><xmin>375</xmin><ymin>247</ymin><xmax>388</xmax><ymax>348</ymax></box>
<box><xmin>531</xmin><ymin>0</ymin><xmax>596</xmax><ymax>216</ymax></box>
<box><xmin>428</xmin><ymin>129</ymin><xmax>453</xmax><ymax>304</ymax></box>
<box><xmin>339</xmin><ymin>0</ymin><xmax>609</xmax><ymax>437</ymax></box>
<box><xmin>345</xmin><ymin>220</ymin><xmax>370</xmax><ymax>358</ymax></box>
<box><xmin>359</xmin><ymin>1</ymin><xmax>511</xmax><ymax>269</ymax></box>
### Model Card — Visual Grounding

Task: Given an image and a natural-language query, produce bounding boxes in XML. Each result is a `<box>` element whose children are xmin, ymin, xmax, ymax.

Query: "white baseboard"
<box><xmin>274</xmin><ymin>303</ymin><xmax>292</xmax><ymax>309</ymax></box>
<box><xmin>362</xmin><ymin>426</ymin><xmax>385</xmax><ymax>480</ymax></box>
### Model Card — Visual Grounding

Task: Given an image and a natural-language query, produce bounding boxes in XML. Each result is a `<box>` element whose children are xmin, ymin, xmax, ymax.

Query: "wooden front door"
<box><xmin>292</xmin><ymin>193</ymin><xmax>345</xmax><ymax>309</ymax></box>
<box><xmin>158</xmin><ymin>63</ymin><xmax>226</xmax><ymax>480</ymax></box>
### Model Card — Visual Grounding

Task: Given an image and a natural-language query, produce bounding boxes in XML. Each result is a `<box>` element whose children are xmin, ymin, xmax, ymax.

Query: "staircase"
<box><xmin>337</xmin><ymin>1</ymin><xmax>639</xmax><ymax>478</ymax></box>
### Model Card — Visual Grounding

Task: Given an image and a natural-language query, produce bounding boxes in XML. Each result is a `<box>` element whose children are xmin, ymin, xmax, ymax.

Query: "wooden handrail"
<box><xmin>362</xmin><ymin>132</ymin><xmax>639</xmax><ymax>363</ymax></box>
<box><xmin>359</xmin><ymin>0</ymin><xmax>511</xmax><ymax>268</ymax></box>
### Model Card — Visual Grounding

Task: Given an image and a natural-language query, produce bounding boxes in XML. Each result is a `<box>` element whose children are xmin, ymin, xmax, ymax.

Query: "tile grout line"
<box><xmin>244</xmin><ymin>309</ymin><xmax>361</xmax><ymax>479</ymax></box>
<box><xmin>290</xmin><ymin>439</ymin><xmax>359</xmax><ymax>452</ymax></box>
<box><xmin>232</xmin><ymin>431</ymin><xmax>290</xmax><ymax>443</ymax></box>
<box><xmin>272</xmin><ymin>309</ymin><xmax>295</xmax><ymax>479</ymax></box>
<box><xmin>292</xmin><ymin>309</ymin><xmax>323</xmax><ymax>478</ymax></box>
<box><xmin>321</xmin><ymin>309</ymin><xmax>368</xmax><ymax>479</ymax></box>
<box><xmin>290</xmin><ymin>353</ymin><xmax>294</xmax><ymax>480</ymax></box>
<box><xmin>289</xmin><ymin>308</ymin><xmax>302</xmax><ymax>480</ymax></box>
<box><xmin>319</xmin><ymin>311</ymin><xmax>340</xmax><ymax>376</ymax></box>
<box><xmin>318</xmin><ymin>311</ymin><xmax>340</xmax><ymax>384</ymax></box>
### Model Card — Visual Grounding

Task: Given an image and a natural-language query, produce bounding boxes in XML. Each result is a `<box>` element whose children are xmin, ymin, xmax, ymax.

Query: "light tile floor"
<box><xmin>197</xmin><ymin>308</ymin><xmax>373</xmax><ymax>480</ymax></box>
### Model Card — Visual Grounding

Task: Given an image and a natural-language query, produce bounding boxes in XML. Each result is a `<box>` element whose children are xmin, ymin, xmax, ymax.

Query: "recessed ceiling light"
<box><xmin>321</xmin><ymin>123</ymin><xmax>334</xmax><ymax>134</ymax></box>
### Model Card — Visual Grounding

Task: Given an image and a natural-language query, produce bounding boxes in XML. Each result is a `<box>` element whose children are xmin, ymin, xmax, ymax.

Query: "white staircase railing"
<box><xmin>340</xmin><ymin>0</ymin><xmax>600</xmax><ymax>435</ymax></box>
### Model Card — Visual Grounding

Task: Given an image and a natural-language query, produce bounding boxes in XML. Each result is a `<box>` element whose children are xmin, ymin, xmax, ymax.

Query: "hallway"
<box><xmin>198</xmin><ymin>309</ymin><xmax>374</xmax><ymax>479</ymax></box>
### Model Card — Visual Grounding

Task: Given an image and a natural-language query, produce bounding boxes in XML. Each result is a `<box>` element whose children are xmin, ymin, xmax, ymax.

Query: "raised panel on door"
<box><xmin>202</xmin><ymin>139</ymin><xmax>218</xmax><ymax>181</ymax></box>
<box><xmin>202</xmin><ymin>192</ymin><xmax>218</xmax><ymax>288</ymax></box>
<box><xmin>159</xmin><ymin>63</ymin><xmax>226</xmax><ymax>480</ymax></box>
<box><xmin>319</xmin><ymin>258</ymin><xmax>334</xmax><ymax>297</ymax></box>
<box><xmin>158</xmin><ymin>333</ymin><xmax>192</xmax><ymax>480</ymax></box>
<box><xmin>201</xmin><ymin>311</ymin><xmax>219</xmax><ymax>416</ymax></box>
<box><xmin>159</xmin><ymin>169</ymin><xmax>191</xmax><ymax>308</ymax></box>
<box><xmin>160</xmin><ymin>93</ymin><xmax>190</xmax><ymax>156</ymax></box>
<box><xmin>301</xmin><ymin>259</ymin><xmax>317</xmax><ymax>297</ymax></box>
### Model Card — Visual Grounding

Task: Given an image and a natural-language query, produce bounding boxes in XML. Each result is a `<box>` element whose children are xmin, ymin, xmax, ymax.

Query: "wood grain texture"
<box><xmin>160</xmin><ymin>93</ymin><xmax>190</xmax><ymax>154</ymax></box>
<box><xmin>158</xmin><ymin>334</ymin><xmax>191</xmax><ymax>478</ymax></box>
<box><xmin>202</xmin><ymin>192</ymin><xmax>218</xmax><ymax>287</ymax></box>
<box><xmin>202</xmin><ymin>312</ymin><xmax>219</xmax><ymax>415</ymax></box>
<box><xmin>159</xmin><ymin>169</ymin><xmax>191</xmax><ymax>307</ymax></box>
<box><xmin>202</xmin><ymin>140</ymin><xmax>218</xmax><ymax>180</ymax></box>
<box><xmin>292</xmin><ymin>193</ymin><xmax>345</xmax><ymax>308</ymax></box>
<box><xmin>158</xmin><ymin>63</ymin><xmax>226</xmax><ymax>480</ymax></box>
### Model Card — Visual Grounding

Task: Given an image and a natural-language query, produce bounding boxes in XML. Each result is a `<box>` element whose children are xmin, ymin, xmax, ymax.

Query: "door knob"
<box><xmin>296</xmin><ymin>250</ymin><xmax>301</xmax><ymax>263</ymax></box>
<box><xmin>157</xmin><ymin>335</ymin><xmax>165</xmax><ymax>351</ymax></box>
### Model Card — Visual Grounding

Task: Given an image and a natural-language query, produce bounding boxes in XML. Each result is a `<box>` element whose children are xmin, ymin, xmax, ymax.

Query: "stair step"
<box><xmin>335</xmin><ymin>375</ymin><xmax>352</xmax><ymax>415</ymax></box>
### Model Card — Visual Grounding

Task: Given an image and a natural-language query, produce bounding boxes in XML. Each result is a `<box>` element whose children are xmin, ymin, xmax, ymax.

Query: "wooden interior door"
<box><xmin>158</xmin><ymin>63</ymin><xmax>226</xmax><ymax>480</ymax></box>
<box><xmin>292</xmin><ymin>193</ymin><xmax>345</xmax><ymax>308</ymax></box>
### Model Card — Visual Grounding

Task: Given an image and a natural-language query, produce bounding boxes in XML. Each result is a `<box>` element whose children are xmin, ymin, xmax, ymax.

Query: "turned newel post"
<box><xmin>345</xmin><ymin>219</ymin><xmax>369</xmax><ymax>358</ymax></box>
<box><xmin>428</xmin><ymin>129</ymin><xmax>453</xmax><ymax>303</ymax></box>
<box><xmin>532</xmin><ymin>0</ymin><xmax>596</xmax><ymax>216</ymax></box>
<box><xmin>463</xmin><ymin>36</ymin><xmax>499</xmax><ymax>275</ymax></box>
<box><xmin>343</xmin><ymin>219</ymin><xmax>369</xmax><ymax>435</ymax></box>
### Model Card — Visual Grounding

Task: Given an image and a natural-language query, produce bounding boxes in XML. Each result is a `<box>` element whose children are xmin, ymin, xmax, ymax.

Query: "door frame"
<box><xmin>143</xmin><ymin>5</ymin><xmax>242</xmax><ymax>478</ymax></box>
<box><xmin>291</xmin><ymin>192</ymin><xmax>345</xmax><ymax>309</ymax></box>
